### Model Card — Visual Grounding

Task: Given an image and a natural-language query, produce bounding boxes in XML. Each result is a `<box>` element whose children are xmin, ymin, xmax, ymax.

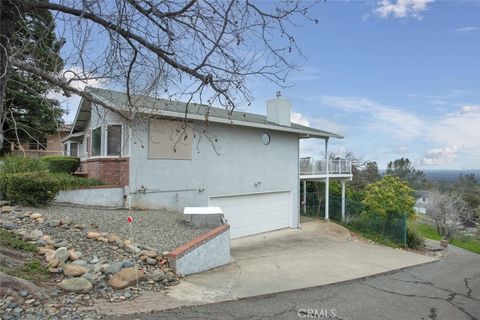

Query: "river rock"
<box><xmin>2</xmin><ymin>222</ymin><xmax>18</xmax><ymax>230</ymax></box>
<box><xmin>107</xmin><ymin>234</ymin><xmax>118</xmax><ymax>243</ymax></box>
<box><xmin>54</xmin><ymin>240</ymin><xmax>69</xmax><ymax>248</ymax></box>
<box><xmin>108</xmin><ymin>268</ymin><xmax>145</xmax><ymax>290</ymax></box>
<box><xmin>140</xmin><ymin>250</ymin><xmax>157</xmax><ymax>258</ymax></box>
<box><xmin>63</xmin><ymin>264</ymin><xmax>89</xmax><ymax>276</ymax></box>
<box><xmin>29</xmin><ymin>213</ymin><xmax>42</xmax><ymax>219</ymax></box>
<box><xmin>61</xmin><ymin>217</ymin><xmax>73</xmax><ymax>225</ymax></box>
<box><xmin>46</xmin><ymin>219</ymin><xmax>60</xmax><ymax>227</ymax></box>
<box><xmin>59</xmin><ymin>278</ymin><xmax>93</xmax><ymax>293</ymax></box>
<box><xmin>71</xmin><ymin>260</ymin><xmax>88</xmax><ymax>267</ymax></box>
<box><xmin>1</xmin><ymin>206</ymin><xmax>15</xmax><ymax>213</ymax></box>
<box><xmin>68</xmin><ymin>250</ymin><xmax>79</xmax><ymax>261</ymax></box>
<box><xmin>103</xmin><ymin>261</ymin><xmax>124</xmax><ymax>275</ymax></box>
<box><xmin>86</xmin><ymin>232</ymin><xmax>100</xmax><ymax>239</ymax></box>
<box><xmin>124</xmin><ymin>244</ymin><xmax>141</xmax><ymax>254</ymax></box>
<box><xmin>54</xmin><ymin>247</ymin><xmax>69</xmax><ymax>262</ymax></box>
<box><xmin>44</xmin><ymin>249</ymin><xmax>55</xmax><ymax>262</ymax></box>
<box><xmin>151</xmin><ymin>271</ymin><xmax>166</xmax><ymax>282</ymax></box>
<box><xmin>24</xmin><ymin>229</ymin><xmax>43</xmax><ymax>241</ymax></box>
<box><xmin>122</xmin><ymin>260</ymin><xmax>134</xmax><ymax>268</ymax></box>
<box><xmin>89</xmin><ymin>255</ymin><xmax>99</xmax><ymax>264</ymax></box>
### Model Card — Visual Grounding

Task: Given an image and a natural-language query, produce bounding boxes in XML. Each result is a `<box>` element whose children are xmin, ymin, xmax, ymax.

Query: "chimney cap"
<box><xmin>276</xmin><ymin>91</ymin><xmax>281</xmax><ymax>97</ymax></box>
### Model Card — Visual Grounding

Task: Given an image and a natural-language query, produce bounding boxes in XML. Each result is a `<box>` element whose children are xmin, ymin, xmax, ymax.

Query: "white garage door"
<box><xmin>210</xmin><ymin>191</ymin><xmax>292</xmax><ymax>239</ymax></box>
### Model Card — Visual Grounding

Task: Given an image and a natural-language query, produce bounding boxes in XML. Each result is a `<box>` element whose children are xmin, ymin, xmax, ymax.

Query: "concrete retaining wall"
<box><xmin>168</xmin><ymin>224</ymin><xmax>230</xmax><ymax>276</ymax></box>
<box><xmin>55</xmin><ymin>186</ymin><xmax>125</xmax><ymax>208</ymax></box>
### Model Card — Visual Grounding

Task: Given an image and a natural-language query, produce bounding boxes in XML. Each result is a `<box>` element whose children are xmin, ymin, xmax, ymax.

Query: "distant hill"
<box><xmin>379</xmin><ymin>169</ymin><xmax>480</xmax><ymax>182</ymax></box>
<box><xmin>422</xmin><ymin>170</ymin><xmax>480</xmax><ymax>182</ymax></box>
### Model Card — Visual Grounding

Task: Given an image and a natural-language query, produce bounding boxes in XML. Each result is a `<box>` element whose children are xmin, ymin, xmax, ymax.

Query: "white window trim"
<box><xmin>106</xmin><ymin>123</ymin><xmax>123</xmax><ymax>157</ymax></box>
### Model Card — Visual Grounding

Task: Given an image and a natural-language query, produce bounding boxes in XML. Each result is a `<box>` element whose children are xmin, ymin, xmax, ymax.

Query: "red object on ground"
<box><xmin>127</xmin><ymin>216</ymin><xmax>133</xmax><ymax>223</ymax></box>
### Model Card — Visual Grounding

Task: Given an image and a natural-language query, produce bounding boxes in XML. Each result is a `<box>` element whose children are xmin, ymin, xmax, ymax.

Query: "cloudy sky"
<box><xmin>61</xmin><ymin>0</ymin><xmax>479</xmax><ymax>170</ymax></box>
<box><xmin>243</xmin><ymin>0</ymin><xmax>480</xmax><ymax>170</ymax></box>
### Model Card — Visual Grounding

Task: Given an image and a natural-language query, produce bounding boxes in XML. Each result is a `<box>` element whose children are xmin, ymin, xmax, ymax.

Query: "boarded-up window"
<box><xmin>148</xmin><ymin>119</ymin><xmax>192</xmax><ymax>159</ymax></box>
<box><xmin>107</xmin><ymin>125</ymin><xmax>122</xmax><ymax>156</ymax></box>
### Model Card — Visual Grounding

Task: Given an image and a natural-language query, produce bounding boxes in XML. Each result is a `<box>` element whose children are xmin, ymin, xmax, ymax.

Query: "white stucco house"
<box><xmin>62</xmin><ymin>87</ymin><xmax>352</xmax><ymax>238</ymax></box>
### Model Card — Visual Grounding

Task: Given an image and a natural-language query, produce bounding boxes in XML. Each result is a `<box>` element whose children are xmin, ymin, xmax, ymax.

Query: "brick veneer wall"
<box><xmin>80</xmin><ymin>157</ymin><xmax>129</xmax><ymax>186</ymax></box>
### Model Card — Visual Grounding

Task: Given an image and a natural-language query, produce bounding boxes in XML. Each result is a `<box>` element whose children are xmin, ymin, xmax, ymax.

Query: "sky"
<box><xmin>243</xmin><ymin>0</ymin><xmax>480</xmax><ymax>170</ymax></box>
<box><xmin>60</xmin><ymin>0</ymin><xmax>480</xmax><ymax>170</ymax></box>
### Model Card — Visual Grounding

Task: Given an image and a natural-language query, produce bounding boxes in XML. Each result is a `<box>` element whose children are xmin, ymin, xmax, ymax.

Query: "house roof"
<box><xmin>70</xmin><ymin>87</ymin><xmax>343</xmax><ymax>139</ymax></box>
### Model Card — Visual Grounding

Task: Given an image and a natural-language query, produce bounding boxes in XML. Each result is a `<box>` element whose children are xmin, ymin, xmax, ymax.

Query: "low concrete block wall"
<box><xmin>168</xmin><ymin>224</ymin><xmax>230</xmax><ymax>276</ymax></box>
<box><xmin>55</xmin><ymin>186</ymin><xmax>125</xmax><ymax>207</ymax></box>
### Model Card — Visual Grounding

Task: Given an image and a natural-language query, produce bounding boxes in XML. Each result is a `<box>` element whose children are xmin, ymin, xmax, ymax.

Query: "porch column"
<box><xmin>302</xmin><ymin>180</ymin><xmax>307</xmax><ymax>214</ymax></box>
<box><xmin>341</xmin><ymin>180</ymin><xmax>346</xmax><ymax>222</ymax></box>
<box><xmin>324</xmin><ymin>138</ymin><xmax>329</xmax><ymax>221</ymax></box>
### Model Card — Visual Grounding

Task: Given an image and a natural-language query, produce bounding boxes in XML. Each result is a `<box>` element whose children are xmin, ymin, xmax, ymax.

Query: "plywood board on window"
<box><xmin>148</xmin><ymin>119</ymin><xmax>192</xmax><ymax>160</ymax></box>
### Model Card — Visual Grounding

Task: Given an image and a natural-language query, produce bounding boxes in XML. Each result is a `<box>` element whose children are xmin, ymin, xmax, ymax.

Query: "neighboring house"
<box><xmin>414</xmin><ymin>190</ymin><xmax>430</xmax><ymax>214</ymax></box>
<box><xmin>10</xmin><ymin>125</ymin><xmax>70</xmax><ymax>159</ymax></box>
<box><xmin>63</xmin><ymin>87</ymin><xmax>352</xmax><ymax>238</ymax></box>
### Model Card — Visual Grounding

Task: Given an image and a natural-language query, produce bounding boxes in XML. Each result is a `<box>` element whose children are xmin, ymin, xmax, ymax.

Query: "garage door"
<box><xmin>209</xmin><ymin>191</ymin><xmax>292</xmax><ymax>239</ymax></box>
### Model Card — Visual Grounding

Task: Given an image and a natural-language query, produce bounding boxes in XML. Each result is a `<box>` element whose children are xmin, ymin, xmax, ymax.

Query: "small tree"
<box><xmin>427</xmin><ymin>191</ymin><xmax>468</xmax><ymax>241</ymax></box>
<box><xmin>363</xmin><ymin>175</ymin><xmax>416</xmax><ymax>221</ymax></box>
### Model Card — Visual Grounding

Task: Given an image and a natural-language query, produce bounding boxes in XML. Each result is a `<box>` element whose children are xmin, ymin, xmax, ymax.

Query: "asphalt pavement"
<box><xmin>115</xmin><ymin>252</ymin><xmax>480</xmax><ymax>320</ymax></box>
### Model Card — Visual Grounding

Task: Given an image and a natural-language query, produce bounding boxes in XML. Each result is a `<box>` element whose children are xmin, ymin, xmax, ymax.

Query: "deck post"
<box><xmin>341</xmin><ymin>180</ymin><xmax>346</xmax><ymax>222</ymax></box>
<box><xmin>303</xmin><ymin>180</ymin><xmax>307</xmax><ymax>214</ymax></box>
<box><xmin>324</xmin><ymin>138</ymin><xmax>329</xmax><ymax>221</ymax></box>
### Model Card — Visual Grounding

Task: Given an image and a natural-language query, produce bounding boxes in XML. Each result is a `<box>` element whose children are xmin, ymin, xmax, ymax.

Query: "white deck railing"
<box><xmin>300</xmin><ymin>158</ymin><xmax>352</xmax><ymax>175</ymax></box>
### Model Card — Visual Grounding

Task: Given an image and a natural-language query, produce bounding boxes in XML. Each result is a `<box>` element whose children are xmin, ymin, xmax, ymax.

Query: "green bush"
<box><xmin>5</xmin><ymin>172</ymin><xmax>60</xmax><ymax>207</ymax></box>
<box><xmin>406</xmin><ymin>228</ymin><xmax>425</xmax><ymax>249</ymax></box>
<box><xmin>0</xmin><ymin>155</ymin><xmax>46</xmax><ymax>173</ymax></box>
<box><xmin>41</xmin><ymin>156</ymin><xmax>80</xmax><ymax>173</ymax></box>
<box><xmin>49</xmin><ymin>172</ymin><xmax>104</xmax><ymax>190</ymax></box>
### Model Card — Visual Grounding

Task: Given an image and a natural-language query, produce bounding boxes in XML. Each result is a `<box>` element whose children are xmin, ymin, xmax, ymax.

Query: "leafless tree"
<box><xmin>0</xmin><ymin>0</ymin><xmax>321</xmax><ymax>149</ymax></box>
<box><xmin>426</xmin><ymin>191</ymin><xmax>469</xmax><ymax>241</ymax></box>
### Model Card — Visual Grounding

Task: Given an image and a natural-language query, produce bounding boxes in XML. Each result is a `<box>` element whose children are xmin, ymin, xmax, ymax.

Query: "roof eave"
<box><xmin>136</xmin><ymin>107</ymin><xmax>342</xmax><ymax>139</ymax></box>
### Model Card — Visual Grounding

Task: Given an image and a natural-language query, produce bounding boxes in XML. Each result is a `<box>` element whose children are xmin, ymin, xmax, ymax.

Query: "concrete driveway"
<box><xmin>86</xmin><ymin>220</ymin><xmax>438</xmax><ymax>316</ymax></box>
<box><xmin>166</xmin><ymin>220</ymin><xmax>436</xmax><ymax>303</ymax></box>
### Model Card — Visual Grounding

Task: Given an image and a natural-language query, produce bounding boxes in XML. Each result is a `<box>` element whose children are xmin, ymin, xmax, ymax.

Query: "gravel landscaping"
<box><xmin>23</xmin><ymin>205</ymin><xmax>211</xmax><ymax>252</ymax></box>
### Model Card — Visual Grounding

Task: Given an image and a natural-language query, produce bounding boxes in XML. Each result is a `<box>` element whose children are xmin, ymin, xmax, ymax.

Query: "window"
<box><xmin>148</xmin><ymin>119</ymin><xmax>192</xmax><ymax>159</ymax></box>
<box><xmin>64</xmin><ymin>143</ymin><xmax>68</xmax><ymax>154</ymax></box>
<box><xmin>70</xmin><ymin>143</ymin><xmax>78</xmax><ymax>157</ymax></box>
<box><xmin>91</xmin><ymin>127</ymin><xmax>102</xmax><ymax>156</ymax></box>
<box><xmin>86</xmin><ymin>133</ymin><xmax>91</xmax><ymax>157</ymax></box>
<box><xmin>107</xmin><ymin>125</ymin><xmax>122</xmax><ymax>156</ymax></box>
<box><xmin>29</xmin><ymin>137</ymin><xmax>47</xmax><ymax>150</ymax></box>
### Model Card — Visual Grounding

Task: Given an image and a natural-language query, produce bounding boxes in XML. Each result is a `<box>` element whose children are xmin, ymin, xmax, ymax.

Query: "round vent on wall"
<box><xmin>262</xmin><ymin>133</ymin><xmax>271</xmax><ymax>145</ymax></box>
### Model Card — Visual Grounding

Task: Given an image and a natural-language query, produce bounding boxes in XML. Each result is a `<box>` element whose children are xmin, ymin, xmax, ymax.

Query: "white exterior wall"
<box><xmin>128</xmin><ymin>119</ymin><xmax>300</xmax><ymax>228</ymax></box>
<box><xmin>55</xmin><ymin>187</ymin><xmax>125</xmax><ymax>207</ymax></box>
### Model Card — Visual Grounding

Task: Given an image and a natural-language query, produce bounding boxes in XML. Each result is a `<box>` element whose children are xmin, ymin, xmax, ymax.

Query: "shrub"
<box><xmin>49</xmin><ymin>172</ymin><xmax>104</xmax><ymax>190</ymax></box>
<box><xmin>0</xmin><ymin>155</ymin><xmax>46</xmax><ymax>173</ymax></box>
<box><xmin>5</xmin><ymin>172</ymin><xmax>60</xmax><ymax>207</ymax></box>
<box><xmin>41</xmin><ymin>156</ymin><xmax>80</xmax><ymax>173</ymax></box>
<box><xmin>406</xmin><ymin>228</ymin><xmax>425</xmax><ymax>249</ymax></box>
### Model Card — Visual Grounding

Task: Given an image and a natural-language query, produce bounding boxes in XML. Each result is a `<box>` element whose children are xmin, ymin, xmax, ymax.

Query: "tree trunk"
<box><xmin>0</xmin><ymin>0</ymin><xmax>20</xmax><ymax>151</ymax></box>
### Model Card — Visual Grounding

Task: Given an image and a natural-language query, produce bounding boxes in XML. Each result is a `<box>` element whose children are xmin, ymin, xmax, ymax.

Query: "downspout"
<box><xmin>127</xmin><ymin>124</ymin><xmax>133</xmax><ymax>209</ymax></box>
